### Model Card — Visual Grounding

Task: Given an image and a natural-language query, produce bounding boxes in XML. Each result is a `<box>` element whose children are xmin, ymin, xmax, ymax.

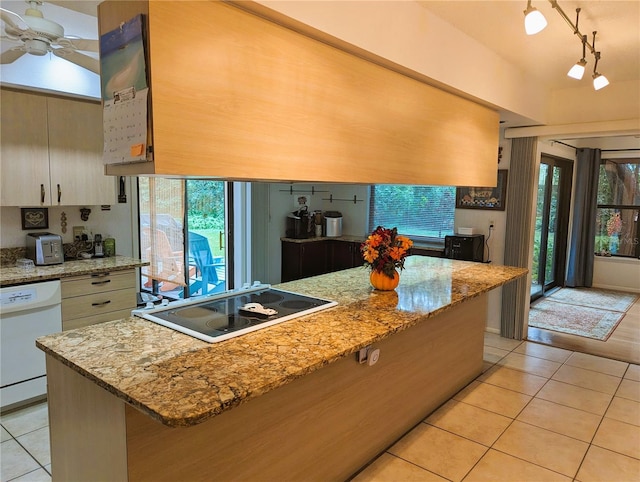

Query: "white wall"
<box><xmin>593</xmin><ymin>257</ymin><xmax>640</xmax><ymax>293</ymax></box>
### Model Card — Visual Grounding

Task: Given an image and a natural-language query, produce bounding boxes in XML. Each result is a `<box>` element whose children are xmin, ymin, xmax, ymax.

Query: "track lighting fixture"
<box><xmin>523</xmin><ymin>1</ymin><xmax>610</xmax><ymax>90</ymax></box>
<box><xmin>592</xmin><ymin>51</ymin><xmax>610</xmax><ymax>90</ymax></box>
<box><xmin>567</xmin><ymin>34</ymin><xmax>587</xmax><ymax>80</ymax></box>
<box><xmin>524</xmin><ymin>0</ymin><xmax>547</xmax><ymax>35</ymax></box>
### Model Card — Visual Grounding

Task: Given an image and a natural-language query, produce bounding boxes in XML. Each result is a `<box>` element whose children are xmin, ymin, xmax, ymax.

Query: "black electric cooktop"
<box><xmin>133</xmin><ymin>284</ymin><xmax>337</xmax><ymax>343</ymax></box>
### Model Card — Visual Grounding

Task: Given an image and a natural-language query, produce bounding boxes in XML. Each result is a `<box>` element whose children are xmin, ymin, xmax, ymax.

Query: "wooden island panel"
<box><xmin>47</xmin><ymin>295</ymin><xmax>486</xmax><ymax>481</ymax></box>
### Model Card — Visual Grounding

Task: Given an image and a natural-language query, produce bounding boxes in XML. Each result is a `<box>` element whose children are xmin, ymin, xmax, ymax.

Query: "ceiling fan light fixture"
<box><xmin>24</xmin><ymin>38</ymin><xmax>48</xmax><ymax>56</ymax></box>
<box><xmin>593</xmin><ymin>73</ymin><xmax>609</xmax><ymax>90</ymax></box>
<box><xmin>524</xmin><ymin>1</ymin><xmax>547</xmax><ymax>35</ymax></box>
<box><xmin>567</xmin><ymin>59</ymin><xmax>586</xmax><ymax>80</ymax></box>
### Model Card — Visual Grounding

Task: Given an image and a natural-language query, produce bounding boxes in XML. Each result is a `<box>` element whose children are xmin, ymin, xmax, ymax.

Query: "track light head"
<box><xmin>593</xmin><ymin>73</ymin><xmax>610</xmax><ymax>90</ymax></box>
<box><xmin>567</xmin><ymin>59</ymin><xmax>587</xmax><ymax>80</ymax></box>
<box><xmin>567</xmin><ymin>35</ymin><xmax>588</xmax><ymax>80</ymax></box>
<box><xmin>592</xmin><ymin>50</ymin><xmax>609</xmax><ymax>90</ymax></box>
<box><xmin>524</xmin><ymin>1</ymin><xmax>547</xmax><ymax>35</ymax></box>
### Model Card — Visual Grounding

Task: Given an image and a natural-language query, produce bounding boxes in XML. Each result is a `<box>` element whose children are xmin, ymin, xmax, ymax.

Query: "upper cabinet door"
<box><xmin>47</xmin><ymin>98</ymin><xmax>115</xmax><ymax>206</ymax></box>
<box><xmin>0</xmin><ymin>90</ymin><xmax>51</xmax><ymax>206</ymax></box>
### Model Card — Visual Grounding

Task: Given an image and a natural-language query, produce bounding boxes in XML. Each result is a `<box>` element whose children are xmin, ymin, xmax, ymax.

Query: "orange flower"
<box><xmin>397</xmin><ymin>235</ymin><xmax>413</xmax><ymax>251</ymax></box>
<box><xmin>389</xmin><ymin>246</ymin><xmax>403</xmax><ymax>261</ymax></box>
<box><xmin>367</xmin><ymin>233</ymin><xmax>383</xmax><ymax>248</ymax></box>
<box><xmin>363</xmin><ymin>246</ymin><xmax>379</xmax><ymax>263</ymax></box>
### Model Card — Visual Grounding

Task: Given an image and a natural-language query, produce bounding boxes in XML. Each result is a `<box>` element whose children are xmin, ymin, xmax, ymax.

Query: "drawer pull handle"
<box><xmin>57</xmin><ymin>184</ymin><xmax>61</xmax><ymax>203</ymax></box>
<box><xmin>91</xmin><ymin>273</ymin><xmax>110</xmax><ymax>278</ymax></box>
<box><xmin>40</xmin><ymin>184</ymin><xmax>45</xmax><ymax>204</ymax></box>
<box><xmin>91</xmin><ymin>280</ymin><xmax>111</xmax><ymax>286</ymax></box>
<box><xmin>91</xmin><ymin>300</ymin><xmax>111</xmax><ymax>307</ymax></box>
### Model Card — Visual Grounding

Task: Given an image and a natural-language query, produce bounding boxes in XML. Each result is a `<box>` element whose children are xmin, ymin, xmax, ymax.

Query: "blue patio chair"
<box><xmin>188</xmin><ymin>232</ymin><xmax>225</xmax><ymax>295</ymax></box>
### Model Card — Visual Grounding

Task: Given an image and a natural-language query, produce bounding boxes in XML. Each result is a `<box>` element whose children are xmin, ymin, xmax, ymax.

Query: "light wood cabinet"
<box><xmin>98</xmin><ymin>1</ymin><xmax>499</xmax><ymax>186</ymax></box>
<box><xmin>48</xmin><ymin>98</ymin><xmax>115</xmax><ymax>206</ymax></box>
<box><xmin>0</xmin><ymin>90</ymin><xmax>50</xmax><ymax>206</ymax></box>
<box><xmin>61</xmin><ymin>269</ymin><xmax>136</xmax><ymax>331</ymax></box>
<box><xmin>0</xmin><ymin>88</ymin><xmax>115</xmax><ymax>207</ymax></box>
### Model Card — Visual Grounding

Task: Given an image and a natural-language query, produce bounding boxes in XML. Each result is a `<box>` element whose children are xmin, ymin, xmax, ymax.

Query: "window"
<box><xmin>369</xmin><ymin>185</ymin><xmax>455</xmax><ymax>242</ymax></box>
<box><xmin>595</xmin><ymin>158</ymin><xmax>640</xmax><ymax>258</ymax></box>
<box><xmin>139</xmin><ymin>178</ymin><xmax>230</xmax><ymax>299</ymax></box>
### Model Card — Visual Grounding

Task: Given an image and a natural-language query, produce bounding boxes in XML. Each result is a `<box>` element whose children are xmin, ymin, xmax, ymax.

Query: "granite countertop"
<box><xmin>36</xmin><ymin>257</ymin><xmax>526</xmax><ymax>428</ymax></box>
<box><xmin>281</xmin><ymin>234</ymin><xmax>444</xmax><ymax>252</ymax></box>
<box><xmin>280</xmin><ymin>234</ymin><xmax>365</xmax><ymax>243</ymax></box>
<box><xmin>0</xmin><ymin>256</ymin><xmax>148</xmax><ymax>287</ymax></box>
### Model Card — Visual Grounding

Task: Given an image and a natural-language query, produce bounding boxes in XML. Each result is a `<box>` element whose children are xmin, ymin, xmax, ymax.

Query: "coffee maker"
<box><xmin>286</xmin><ymin>207</ymin><xmax>312</xmax><ymax>239</ymax></box>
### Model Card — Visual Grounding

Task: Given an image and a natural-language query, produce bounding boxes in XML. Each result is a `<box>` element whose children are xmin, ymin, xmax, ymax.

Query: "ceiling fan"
<box><xmin>0</xmin><ymin>0</ymin><xmax>99</xmax><ymax>74</ymax></box>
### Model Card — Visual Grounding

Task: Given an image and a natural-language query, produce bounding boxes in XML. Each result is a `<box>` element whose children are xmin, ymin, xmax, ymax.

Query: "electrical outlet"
<box><xmin>489</xmin><ymin>220</ymin><xmax>495</xmax><ymax>229</ymax></box>
<box><xmin>73</xmin><ymin>226</ymin><xmax>85</xmax><ymax>240</ymax></box>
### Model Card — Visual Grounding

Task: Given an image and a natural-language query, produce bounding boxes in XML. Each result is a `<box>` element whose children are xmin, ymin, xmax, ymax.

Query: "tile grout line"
<box><xmin>464</xmin><ymin>341</ymin><xmax>635</xmax><ymax>480</ymax></box>
<box><xmin>1</xmin><ymin>419</ymin><xmax>51</xmax><ymax>479</ymax></box>
<box><xmin>461</xmin><ymin>340</ymin><xmax>562</xmax><ymax>480</ymax></box>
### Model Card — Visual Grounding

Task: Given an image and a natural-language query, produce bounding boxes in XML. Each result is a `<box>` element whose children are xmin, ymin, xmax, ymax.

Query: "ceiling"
<box><xmin>417</xmin><ymin>0</ymin><xmax>640</xmax><ymax>91</ymax></box>
<box><xmin>2</xmin><ymin>1</ymin><xmax>638</xmax><ymax>115</ymax></box>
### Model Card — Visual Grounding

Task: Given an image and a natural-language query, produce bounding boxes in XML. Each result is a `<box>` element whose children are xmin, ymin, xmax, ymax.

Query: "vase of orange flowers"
<box><xmin>361</xmin><ymin>226</ymin><xmax>413</xmax><ymax>290</ymax></box>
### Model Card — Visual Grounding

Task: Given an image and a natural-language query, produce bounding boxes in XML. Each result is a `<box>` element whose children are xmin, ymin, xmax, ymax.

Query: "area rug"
<box><xmin>547</xmin><ymin>288</ymin><xmax>638</xmax><ymax>313</ymax></box>
<box><xmin>528</xmin><ymin>299</ymin><xmax>626</xmax><ymax>341</ymax></box>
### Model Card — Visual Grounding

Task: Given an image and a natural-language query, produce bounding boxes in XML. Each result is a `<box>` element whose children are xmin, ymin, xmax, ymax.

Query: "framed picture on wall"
<box><xmin>456</xmin><ymin>170</ymin><xmax>508</xmax><ymax>211</ymax></box>
<box><xmin>21</xmin><ymin>207</ymin><xmax>49</xmax><ymax>230</ymax></box>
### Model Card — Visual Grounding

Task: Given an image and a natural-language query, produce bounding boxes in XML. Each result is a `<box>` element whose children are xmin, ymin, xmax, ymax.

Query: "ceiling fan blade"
<box><xmin>0</xmin><ymin>48</ymin><xmax>27</xmax><ymax>64</ymax></box>
<box><xmin>52</xmin><ymin>48</ymin><xmax>99</xmax><ymax>74</ymax></box>
<box><xmin>67</xmin><ymin>38</ymin><xmax>98</xmax><ymax>52</ymax></box>
<box><xmin>0</xmin><ymin>7</ymin><xmax>27</xmax><ymax>32</ymax></box>
<box><xmin>55</xmin><ymin>37</ymin><xmax>98</xmax><ymax>52</ymax></box>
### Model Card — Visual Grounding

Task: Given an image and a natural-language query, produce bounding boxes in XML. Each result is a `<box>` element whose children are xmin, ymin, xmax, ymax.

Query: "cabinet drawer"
<box><xmin>62</xmin><ymin>289</ymin><xmax>136</xmax><ymax>321</ymax></box>
<box><xmin>62</xmin><ymin>270</ymin><xmax>136</xmax><ymax>298</ymax></box>
<box><xmin>63</xmin><ymin>308</ymin><xmax>134</xmax><ymax>331</ymax></box>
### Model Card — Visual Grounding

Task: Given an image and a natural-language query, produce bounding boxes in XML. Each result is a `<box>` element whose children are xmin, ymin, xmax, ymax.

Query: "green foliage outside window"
<box><xmin>595</xmin><ymin>160</ymin><xmax>640</xmax><ymax>258</ymax></box>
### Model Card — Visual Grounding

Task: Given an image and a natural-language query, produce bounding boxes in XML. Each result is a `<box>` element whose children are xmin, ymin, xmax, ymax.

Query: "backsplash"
<box><xmin>0</xmin><ymin>201</ymin><xmax>135</xmax><ymax>259</ymax></box>
<box><xmin>0</xmin><ymin>240</ymin><xmax>104</xmax><ymax>267</ymax></box>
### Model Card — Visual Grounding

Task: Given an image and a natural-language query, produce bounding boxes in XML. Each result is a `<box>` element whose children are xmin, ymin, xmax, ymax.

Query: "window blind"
<box><xmin>369</xmin><ymin>185</ymin><xmax>455</xmax><ymax>241</ymax></box>
<box><xmin>139</xmin><ymin>177</ymin><xmax>187</xmax><ymax>289</ymax></box>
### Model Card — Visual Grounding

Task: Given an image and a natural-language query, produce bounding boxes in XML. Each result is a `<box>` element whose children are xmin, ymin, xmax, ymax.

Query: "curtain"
<box><xmin>501</xmin><ymin>137</ymin><xmax>537</xmax><ymax>339</ymax></box>
<box><xmin>139</xmin><ymin>177</ymin><xmax>186</xmax><ymax>290</ymax></box>
<box><xmin>566</xmin><ymin>148</ymin><xmax>601</xmax><ymax>287</ymax></box>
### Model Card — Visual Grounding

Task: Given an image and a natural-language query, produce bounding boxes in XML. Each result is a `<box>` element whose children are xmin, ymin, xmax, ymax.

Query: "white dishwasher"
<box><xmin>1</xmin><ymin>280</ymin><xmax>62</xmax><ymax>411</ymax></box>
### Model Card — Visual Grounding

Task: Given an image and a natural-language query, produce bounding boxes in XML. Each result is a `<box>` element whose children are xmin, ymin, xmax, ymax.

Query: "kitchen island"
<box><xmin>37</xmin><ymin>256</ymin><xmax>526</xmax><ymax>481</ymax></box>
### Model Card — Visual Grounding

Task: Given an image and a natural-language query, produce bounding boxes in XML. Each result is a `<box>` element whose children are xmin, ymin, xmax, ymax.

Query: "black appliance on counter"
<box><xmin>444</xmin><ymin>234</ymin><xmax>484</xmax><ymax>262</ymax></box>
<box><xmin>133</xmin><ymin>283</ymin><xmax>337</xmax><ymax>343</ymax></box>
<box><xmin>286</xmin><ymin>207</ymin><xmax>313</xmax><ymax>239</ymax></box>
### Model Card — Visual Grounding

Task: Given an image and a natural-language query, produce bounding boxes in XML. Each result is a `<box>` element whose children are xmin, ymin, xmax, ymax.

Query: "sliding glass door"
<box><xmin>531</xmin><ymin>156</ymin><xmax>573</xmax><ymax>301</ymax></box>
<box><xmin>139</xmin><ymin>179</ymin><xmax>232</xmax><ymax>299</ymax></box>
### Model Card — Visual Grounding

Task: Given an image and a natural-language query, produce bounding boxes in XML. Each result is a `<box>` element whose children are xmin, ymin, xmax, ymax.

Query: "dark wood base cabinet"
<box><xmin>282</xmin><ymin>239</ymin><xmax>444</xmax><ymax>282</ymax></box>
<box><xmin>282</xmin><ymin>240</ymin><xmax>362</xmax><ymax>282</ymax></box>
<box><xmin>281</xmin><ymin>240</ymin><xmax>328</xmax><ymax>282</ymax></box>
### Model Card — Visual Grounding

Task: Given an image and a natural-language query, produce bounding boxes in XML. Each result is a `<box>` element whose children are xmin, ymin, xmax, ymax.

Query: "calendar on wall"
<box><xmin>100</xmin><ymin>14</ymin><xmax>149</xmax><ymax>165</ymax></box>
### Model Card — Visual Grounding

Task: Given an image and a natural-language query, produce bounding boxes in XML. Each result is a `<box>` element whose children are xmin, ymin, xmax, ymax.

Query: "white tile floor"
<box><xmin>354</xmin><ymin>333</ymin><xmax>640</xmax><ymax>482</ymax></box>
<box><xmin>1</xmin><ymin>334</ymin><xmax>639</xmax><ymax>481</ymax></box>
<box><xmin>1</xmin><ymin>403</ymin><xmax>51</xmax><ymax>482</ymax></box>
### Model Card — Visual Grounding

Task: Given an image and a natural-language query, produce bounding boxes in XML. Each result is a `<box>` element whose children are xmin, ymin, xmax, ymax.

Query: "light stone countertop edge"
<box><xmin>36</xmin><ymin>257</ymin><xmax>527</xmax><ymax>428</ymax></box>
<box><xmin>0</xmin><ymin>256</ymin><xmax>148</xmax><ymax>286</ymax></box>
